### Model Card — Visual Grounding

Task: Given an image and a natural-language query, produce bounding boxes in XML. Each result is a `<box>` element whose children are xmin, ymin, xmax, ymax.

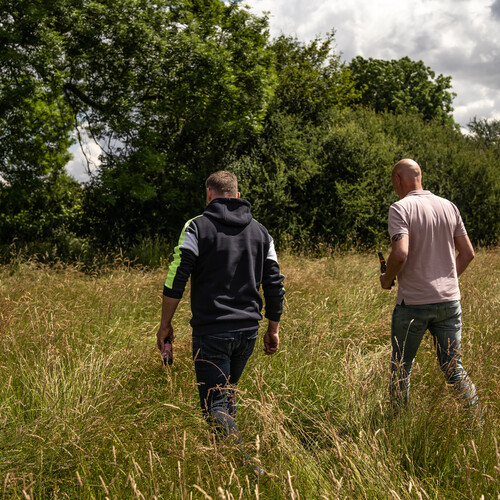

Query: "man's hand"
<box><xmin>157</xmin><ymin>324</ymin><xmax>174</xmax><ymax>351</ymax></box>
<box><xmin>264</xmin><ymin>320</ymin><xmax>280</xmax><ymax>355</ymax></box>
<box><xmin>157</xmin><ymin>296</ymin><xmax>181</xmax><ymax>351</ymax></box>
<box><xmin>380</xmin><ymin>273</ymin><xmax>394</xmax><ymax>289</ymax></box>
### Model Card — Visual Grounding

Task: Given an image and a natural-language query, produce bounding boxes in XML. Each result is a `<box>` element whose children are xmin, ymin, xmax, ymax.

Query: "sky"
<box><xmin>66</xmin><ymin>0</ymin><xmax>500</xmax><ymax>181</ymax></box>
<box><xmin>67</xmin><ymin>128</ymin><xmax>101</xmax><ymax>182</ymax></box>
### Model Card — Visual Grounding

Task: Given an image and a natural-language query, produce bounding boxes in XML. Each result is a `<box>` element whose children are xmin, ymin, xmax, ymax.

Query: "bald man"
<box><xmin>380</xmin><ymin>159</ymin><xmax>481</xmax><ymax>418</ymax></box>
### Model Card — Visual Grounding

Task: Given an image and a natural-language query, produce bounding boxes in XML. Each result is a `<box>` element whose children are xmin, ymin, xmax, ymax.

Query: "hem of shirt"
<box><xmin>388</xmin><ymin>229</ymin><xmax>409</xmax><ymax>238</ymax></box>
<box><xmin>396</xmin><ymin>296</ymin><xmax>461</xmax><ymax>306</ymax></box>
<box><xmin>192</xmin><ymin>320</ymin><xmax>260</xmax><ymax>337</ymax></box>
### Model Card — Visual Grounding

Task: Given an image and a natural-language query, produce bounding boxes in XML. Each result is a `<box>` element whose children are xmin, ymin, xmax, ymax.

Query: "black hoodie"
<box><xmin>163</xmin><ymin>198</ymin><xmax>284</xmax><ymax>336</ymax></box>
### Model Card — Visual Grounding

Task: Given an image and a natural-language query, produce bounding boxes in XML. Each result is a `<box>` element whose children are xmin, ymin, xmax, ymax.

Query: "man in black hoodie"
<box><xmin>157</xmin><ymin>171</ymin><xmax>285</xmax><ymax>442</ymax></box>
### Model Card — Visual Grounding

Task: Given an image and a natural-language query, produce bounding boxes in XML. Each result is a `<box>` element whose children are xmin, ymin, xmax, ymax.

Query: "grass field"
<box><xmin>0</xmin><ymin>250</ymin><xmax>498</xmax><ymax>499</ymax></box>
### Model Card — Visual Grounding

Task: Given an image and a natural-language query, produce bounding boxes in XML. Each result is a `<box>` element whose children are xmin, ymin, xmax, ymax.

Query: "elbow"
<box><xmin>392</xmin><ymin>249</ymin><xmax>408</xmax><ymax>266</ymax></box>
<box><xmin>461</xmin><ymin>246</ymin><xmax>475</xmax><ymax>264</ymax></box>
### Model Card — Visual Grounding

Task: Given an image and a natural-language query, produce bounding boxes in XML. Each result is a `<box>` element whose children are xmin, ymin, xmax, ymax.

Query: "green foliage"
<box><xmin>0</xmin><ymin>0</ymin><xmax>275</xmax><ymax>247</ymax></box>
<box><xmin>0</xmin><ymin>0</ymin><xmax>75</xmax><ymax>177</ymax></box>
<box><xmin>72</xmin><ymin>0</ymin><xmax>275</xmax><ymax>244</ymax></box>
<box><xmin>236</xmin><ymin>108</ymin><xmax>397</xmax><ymax>249</ymax></box>
<box><xmin>269</xmin><ymin>32</ymin><xmax>359</xmax><ymax>122</ymax></box>
<box><xmin>0</xmin><ymin>0</ymin><xmax>79</xmax><ymax>248</ymax></box>
<box><xmin>300</xmin><ymin>110</ymin><xmax>398</xmax><ymax>247</ymax></box>
<box><xmin>0</xmin><ymin>172</ymin><xmax>84</xmax><ymax>248</ymax></box>
<box><xmin>233</xmin><ymin>110</ymin><xmax>325</xmax><ymax>246</ymax></box>
<box><xmin>467</xmin><ymin>117</ymin><xmax>500</xmax><ymax>148</ymax></box>
<box><xmin>348</xmin><ymin>56</ymin><xmax>457</xmax><ymax>126</ymax></box>
<box><xmin>234</xmin><ymin>41</ymin><xmax>498</xmax><ymax>250</ymax></box>
<box><xmin>236</xmin><ymin>104</ymin><xmax>499</xmax><ymax>250</ymax></box>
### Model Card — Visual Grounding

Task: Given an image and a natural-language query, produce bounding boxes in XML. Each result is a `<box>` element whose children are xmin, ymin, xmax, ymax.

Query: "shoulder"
<box><xmin>251</xmin><ymin>218</ymin><xmax>272</xmax><ymax>239</ymax></box>
<box><xmin>176</xmin><ymin>215</ymin><xmax>205</xmax><ymax>243</ymax></box>
<box><xmin>187</xmin><ymin>214</ymin><xmax>210</xmax><ymax>231</ymax></box>
<box><xmin>389</xmin><ymin>199</ymin><xmax>409</xmax><ymax>217</ymax></box>
<box><xmin>429</xmin><ymin>194</ymin><xmax>462</xmax><ymax>214</ymax></box>
<box><xmin>252</xmin><ymin>217</ymin><xmax>267</xmax><ymax>231</ymax></box>
<box><xmin>440</xmin><ymin>196</ymin><xmax>460</xmax><ymax>213</ymax></box>
<box><xmin>183</xmin><ymin>214</ymin><xmax>203</xmax><ymax>227</ymax></box>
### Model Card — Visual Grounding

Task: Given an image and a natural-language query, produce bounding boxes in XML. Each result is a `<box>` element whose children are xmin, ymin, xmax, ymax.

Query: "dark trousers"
<box><xmin>390</xmin><ymin>300</ymin><xmax>479</xmax><ymax>410</ymax></box>
<box><xmin>192</xmin><ymin>330</ymin><xmax>258</xmax><ymax>438</ymax></box>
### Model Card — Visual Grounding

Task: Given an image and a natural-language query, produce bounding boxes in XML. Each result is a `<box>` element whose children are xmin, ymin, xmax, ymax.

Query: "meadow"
<box><xmin>0</xmin><ymin>250</ymin><xmax>498</xmax><ymax>499</ymax></box>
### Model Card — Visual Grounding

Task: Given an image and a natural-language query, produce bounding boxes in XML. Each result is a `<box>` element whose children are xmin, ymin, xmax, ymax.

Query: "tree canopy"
<box><xmin>348</xmin><ymin>56</ymin><xmax>456</xmax><ymax>126</ymax></box>
<box><xmin>467</xmin><ymin>117</ymin><xmax>500</xmax><ymax>147</ymax></box>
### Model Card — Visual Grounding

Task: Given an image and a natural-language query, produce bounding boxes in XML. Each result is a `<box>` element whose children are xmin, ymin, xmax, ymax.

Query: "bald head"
<box><xmin>393</xmin><ymin>159</ymin><xmax>422</xmax><ymax>180</ymax></box>
<box><xmin>392</xmin><ymin>158</ymin><xmax>423</xmax><ymax>198</ymax></box>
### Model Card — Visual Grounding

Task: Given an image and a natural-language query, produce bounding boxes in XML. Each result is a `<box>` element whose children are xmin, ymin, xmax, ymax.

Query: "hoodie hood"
<box><xmin>204</xmin><ymin>198</ymin><xmax>252</xmax><ymax>227</ymax></box>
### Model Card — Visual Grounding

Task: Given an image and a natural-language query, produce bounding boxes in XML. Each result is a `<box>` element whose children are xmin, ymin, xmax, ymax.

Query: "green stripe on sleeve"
<box><xmin>164</xmin><ymin>217</ymin><xmax>198</xmax><ymax>289</ymax></box>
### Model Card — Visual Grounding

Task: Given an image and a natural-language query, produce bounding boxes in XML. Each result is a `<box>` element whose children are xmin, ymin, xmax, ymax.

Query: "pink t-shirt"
<box><xmin>388</xmin><ymin>190</ymin><xmax>467</xmax><ymax>305</ymax></box>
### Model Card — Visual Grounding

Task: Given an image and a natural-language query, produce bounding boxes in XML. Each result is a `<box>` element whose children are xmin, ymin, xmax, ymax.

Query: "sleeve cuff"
<box><xmin>265</xmin><ymin>311</ymin><xmax>282</xmax><ymax>322</ymax></box>
<box><xmin>163</xmin><ymin>285</ymin><xmax>183</xmax><ymax>299</ymax></box>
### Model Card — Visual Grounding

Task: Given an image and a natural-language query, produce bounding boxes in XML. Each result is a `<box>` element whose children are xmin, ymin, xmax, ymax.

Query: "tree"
<box><xmin>232</xmin><ymin>32</ymin><xmax>361</xmax><ymax>247</ymax></box>
<box><xmin>2</xmin><ymin>2</ymin><xmax>496</xmax><ymax>255</ymax></box>
<box><xmin>269</xmin><ymin>32</ymin><xmax>359</xmax><ymax>123</ymax></box>
<box><xmin>467</xmin><ymin>117</ymin><xmax>500</xmax><ymax>147</ymax></box>
<box><xmin>0</xmin><ymin>0</ymin><xmax>78</xmax><ymax>246</ymax></box>
<box><xmin>0</xmin><ymin>0</ymin><xmax>275</xmax><ymax>246</ymax></box>
<box><xmin>79</xmin><ymin>0</ymin><xmax>275</xmax><ymax>244</ymax></box>
<box><xmin>348</xmin><ymin>56</ymin><xmax>456</xmax><ymax>126</ymax></box>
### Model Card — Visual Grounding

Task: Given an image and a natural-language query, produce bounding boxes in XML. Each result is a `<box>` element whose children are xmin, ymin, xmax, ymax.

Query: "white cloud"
<box><xmin>66</xmin><ymin>137</ymin><xmax>101</xmax><ymax>182</ymax></box>
<box><xmin>453</xmin><ymin>83</ymin><xmax>500</xmax><ymax>125</ymax></box>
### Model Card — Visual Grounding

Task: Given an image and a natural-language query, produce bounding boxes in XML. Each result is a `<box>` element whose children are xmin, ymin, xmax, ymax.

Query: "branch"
<box><xmin>63</xmin><ymin>82</ymin><xmax>106</xmax><ymax>112</ymax></box>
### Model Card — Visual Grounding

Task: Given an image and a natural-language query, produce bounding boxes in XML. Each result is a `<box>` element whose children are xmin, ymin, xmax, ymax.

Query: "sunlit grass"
<box><xmin>0</xmin><ymin>249</ymin><xmax>498</xmax><ymax>498</ymax></box>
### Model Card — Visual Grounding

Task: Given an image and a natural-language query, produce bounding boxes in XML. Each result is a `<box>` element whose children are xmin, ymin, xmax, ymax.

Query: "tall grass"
<box><xmin>0</xmin><ymin>235</ymin><xmax>174</xmax><ymax>270</ymax></box>
<box><xmin>0</xmin><ymin>250</ymin><xmax>498</xmax><ymax>498</ymax></box>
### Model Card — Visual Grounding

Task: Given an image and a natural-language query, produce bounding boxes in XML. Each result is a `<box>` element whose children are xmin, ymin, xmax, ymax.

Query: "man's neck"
<box><xmin>403</xmin><ymin>185</ymin><xmax>423</xmax><ymax>196</ymax></box>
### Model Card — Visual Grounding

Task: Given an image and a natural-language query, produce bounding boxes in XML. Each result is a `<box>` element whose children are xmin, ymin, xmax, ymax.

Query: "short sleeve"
<box><xmin>451</xmin><ymin>202</ymin><xmax>467</xmax><ymax>237</ymax></box>
<box><xmin>388</xmin><ymin>202</ymin><xmax>409</xmax><ymax>239</ymax></box>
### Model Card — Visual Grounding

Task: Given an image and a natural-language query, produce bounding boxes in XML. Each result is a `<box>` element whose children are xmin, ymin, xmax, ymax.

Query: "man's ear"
<box><xmin>236</xmin><ymin>192</ymin><xmax>241</xmax><ymax>199</ymax></box>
